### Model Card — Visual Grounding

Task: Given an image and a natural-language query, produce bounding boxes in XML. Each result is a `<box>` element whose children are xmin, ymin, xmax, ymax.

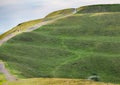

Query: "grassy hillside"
<box><xmin>0</xmin><ymin>4</ymin><xmax>120</xmax><ymax>84</ymax></box>
<box><xmin>44</xmin><ymin>8</ymin><xmax>75</xmax><ymax>20</ymax></box>
<box><xmin>5</xmin><ymin>78</ymin><xmax>117</xmax><ymax>85</ymax></box>
<box><xmin>0</xmin><ymin>19</ymin><xmax>42</xmax><ymax>40</ymax></box>
<box><xmin>0</xmin><ymin>12</ymin><xmax>120</xmax><ymax>83</ymax></box>
<box><xmin>77</xmin><ymin>4</ymin><xmax>120</xmax><ymax>13</ymax></box>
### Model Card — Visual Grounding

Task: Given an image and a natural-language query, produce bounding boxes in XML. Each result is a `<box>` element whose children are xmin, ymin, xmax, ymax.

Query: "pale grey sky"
<box><xmin>0</xmin><ymin>0</ymin><xmax>120</xmax><ymax>34</ymax></box>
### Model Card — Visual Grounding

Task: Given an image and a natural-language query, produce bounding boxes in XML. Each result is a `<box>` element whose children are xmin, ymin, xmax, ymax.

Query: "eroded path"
<box><xmin>0</xmin><ymin>8</ymin><xmax>77</xmax><ymax>46</ymax></box>
<box><xmin>0</xmin><ymin>62</ymin><xmax>17</xmax><ymax>81</ymax></box>
<box><xmin>0</xmin><ymin>34</ymin><xmax>15</xmax><ymax>45</ymax></box>
<box><xmin>0</xmin><ymin>9</ymin><xmax>77</xmax><ymax>82</ymax></box>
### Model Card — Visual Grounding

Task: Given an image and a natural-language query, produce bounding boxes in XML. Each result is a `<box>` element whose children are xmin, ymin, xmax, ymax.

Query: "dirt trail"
<box><xmin>0</xmin><ymin>20</ymin><xmax>54</xmax><ymax>45</ymax></box>
<box><xmin>0</xmin><ymin>8</ymin><xmax>77</xmax><ymax>46</ymax></box>
<box><xmin>0</xmin><ymin>34</ymin><xmax>15</xmax><ymax>45</ymax></box>
<box><xmin>0</xmin><ymin>62</ymin><xmax>17</xmax><ymax>81</ymax></box>
<box><xmin>26</xmin><ymin>20</ymin><xmax>55</xmax><ymax>32</ymax></box>
<box><xmin>0</xmin><ymin>9</ymin><xmax>77</xmax><ymax>82</ymax></box>
<box><xmin>26</xmin><ymin>9</ymin><xmax>77</xmax><ymax>32</ymax></box>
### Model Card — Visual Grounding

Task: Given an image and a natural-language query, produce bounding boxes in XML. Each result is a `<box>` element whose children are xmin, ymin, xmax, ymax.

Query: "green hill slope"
<box><xmin>45</xmin><ymin>8</ymin><xmax>75</xmax><ymax>20</ymax></box>
<box><xmin>0</xmin><ymin>19</ymin><xmax>42</xmax><ymax>40</ymax></box>
<box><xmin>77</xmin><ymin>4</ymin><xmax>120</xmax><ymax>13</ymax></box>
<box><xmin>0</xmin><ymin>4</ymin><xmax>120</xmax><ymax>84</ymax></box>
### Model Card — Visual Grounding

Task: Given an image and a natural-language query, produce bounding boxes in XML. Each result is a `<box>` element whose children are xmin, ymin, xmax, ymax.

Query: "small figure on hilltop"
<box><xmin>88</xmin><ymin>73</ymin><xmax>100</xmax><ymax>81</ymax></box>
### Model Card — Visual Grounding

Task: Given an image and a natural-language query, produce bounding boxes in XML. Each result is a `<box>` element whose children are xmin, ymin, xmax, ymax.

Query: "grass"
<box><xmin>0</xmin><ymin>4</ymin><xmax>120</xmax><ymax>84</ymax></box>
<box><xmin>5</xmin><ymin>78</ymin><xmax>117</xmax><ymax>85</ymax></box>
<box><xmin>77</xmin><ymin>4</ymin><xmax>120</xmax><ymax>13</ymax></box>
<box><xmin>44</xmin><ymin>8</ymin><xmax>75</xmax><ymax>20</ymax></box>
<box><xmin>0</xmin><ymin>19</ymin><xmax>42</xmax><ymax>40</ymax></box>
<box><xmin>0</xmin><ymin>73</ymin><xmax>6</xmax><ymax>85</ymax></box>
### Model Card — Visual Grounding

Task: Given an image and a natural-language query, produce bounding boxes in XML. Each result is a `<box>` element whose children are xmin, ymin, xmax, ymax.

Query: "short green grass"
<box><xmin>77</xmin><ymin>4</ymin><xmax>120</xmax><ymax>13</ymax></box>
<box><xmin>0</xmin><ymin>4</ymin><xmax>120</xmax><ymax>84</ymax></box>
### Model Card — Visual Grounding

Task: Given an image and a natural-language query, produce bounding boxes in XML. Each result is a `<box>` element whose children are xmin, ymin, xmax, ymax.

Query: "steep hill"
<box><xmin>0</xmin><ymin>4</ymin><xmax>120</xmax><ymax>84</ymax></box>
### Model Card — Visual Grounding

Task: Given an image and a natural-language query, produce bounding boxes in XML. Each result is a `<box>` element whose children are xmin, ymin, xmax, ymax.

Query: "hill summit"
<box><xmin>77</xmin><ymin>4</ymin><xmax>120</xmax><ymax>13</ymax></box>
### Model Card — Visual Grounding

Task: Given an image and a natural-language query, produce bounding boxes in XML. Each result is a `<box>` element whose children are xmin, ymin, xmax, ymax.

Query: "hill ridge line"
<box><xmin>0</xmin><ymin>8</ymin><xmax>77</xmax><ymax>46</ymax></box>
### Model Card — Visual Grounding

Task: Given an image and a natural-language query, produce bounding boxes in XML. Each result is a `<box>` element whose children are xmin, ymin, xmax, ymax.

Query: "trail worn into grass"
<box><xmin>0</xmin><ymin>62</ymin><xmax>17</xmax><ymax>81</ymax></box>
<box><xmin>0</xmin><ymin>34</ymin><xmax>15</xmax><ymax>45</ymax></box>
<box><xmin>0</xmin><ymin>8</ymin><xmax>77</xmax><ymax>46</ymax></box>
<box><xmin>26</xmin><ymin>8</ymin><xmax>77</xmax><ymax>32</ymax></box>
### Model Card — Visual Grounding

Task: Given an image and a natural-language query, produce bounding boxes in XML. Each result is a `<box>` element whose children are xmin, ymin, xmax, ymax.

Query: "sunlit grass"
<box><xmin>5</xmin><ymin>78</ymin><xmax>117</xmax><ymax>85</ymax></box>
<box><xmin>44</xmin><ymin>8</ymin><xmax>75</xmax><ymax>21</ymax></box>
<box><xmin>0</xmin><ymin>19</ymin><xmax>42</xmax><ymax>40</ymax></box>
<box><xmin>0</xmin><ymin>73</ymin><xmax>6</xmax><ymax>85</ymax></box>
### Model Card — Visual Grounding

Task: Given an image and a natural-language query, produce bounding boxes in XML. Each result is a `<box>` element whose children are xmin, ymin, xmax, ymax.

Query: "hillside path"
<box><xmin>0</xmin><ymin>62</ymin><xmax>17</xmax><ymax>81</ymax></box>
<box><xmin>0</xmin><ymin>8</ymin><xmax>77</xmax><ymax>82</ymax></box>
<box><xmin>0</xmin><ymin>8</ymin><xmax>77</xmax><ymax>45</ymax></box>
<box><xmin>0</xmin><ymin>34</ymin><xmax>15</xmax><ymax>45</ymax></box>
<box><xmin>26</xmin><ymin>8</ymin><xmax>77</xmax><ymax>32</ymax></box>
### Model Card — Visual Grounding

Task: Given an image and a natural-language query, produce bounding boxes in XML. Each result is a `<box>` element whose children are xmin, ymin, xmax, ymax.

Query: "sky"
<box><xmin>0</xmin><ymin>0</ymin><xmax>120</xmax><ymax>34</ymax></box>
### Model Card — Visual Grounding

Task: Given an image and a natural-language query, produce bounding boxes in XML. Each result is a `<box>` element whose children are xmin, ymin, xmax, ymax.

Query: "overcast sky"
<box><xmin>0</xmin><ymin>0</ymin><xmax>120</xmax><ymax>34</ymax></box>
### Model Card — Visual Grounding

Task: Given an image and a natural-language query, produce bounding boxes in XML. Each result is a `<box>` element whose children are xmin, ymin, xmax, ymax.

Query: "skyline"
<box><xmin>0</xmin><ymin>0</ymin><xmax>120</xmax><ymax>34</ymax></box>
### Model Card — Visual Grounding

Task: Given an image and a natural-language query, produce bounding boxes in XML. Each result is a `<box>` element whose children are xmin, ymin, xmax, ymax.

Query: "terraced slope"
<box><xmin>0</xmin><ymin>12</ymin><xmax>120</xmax><ymax>83</ymax></box>
<box><xmin>77</xmin><ymin>4</ymin><xmax>120</xmax><ymax>13</ymax></box>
